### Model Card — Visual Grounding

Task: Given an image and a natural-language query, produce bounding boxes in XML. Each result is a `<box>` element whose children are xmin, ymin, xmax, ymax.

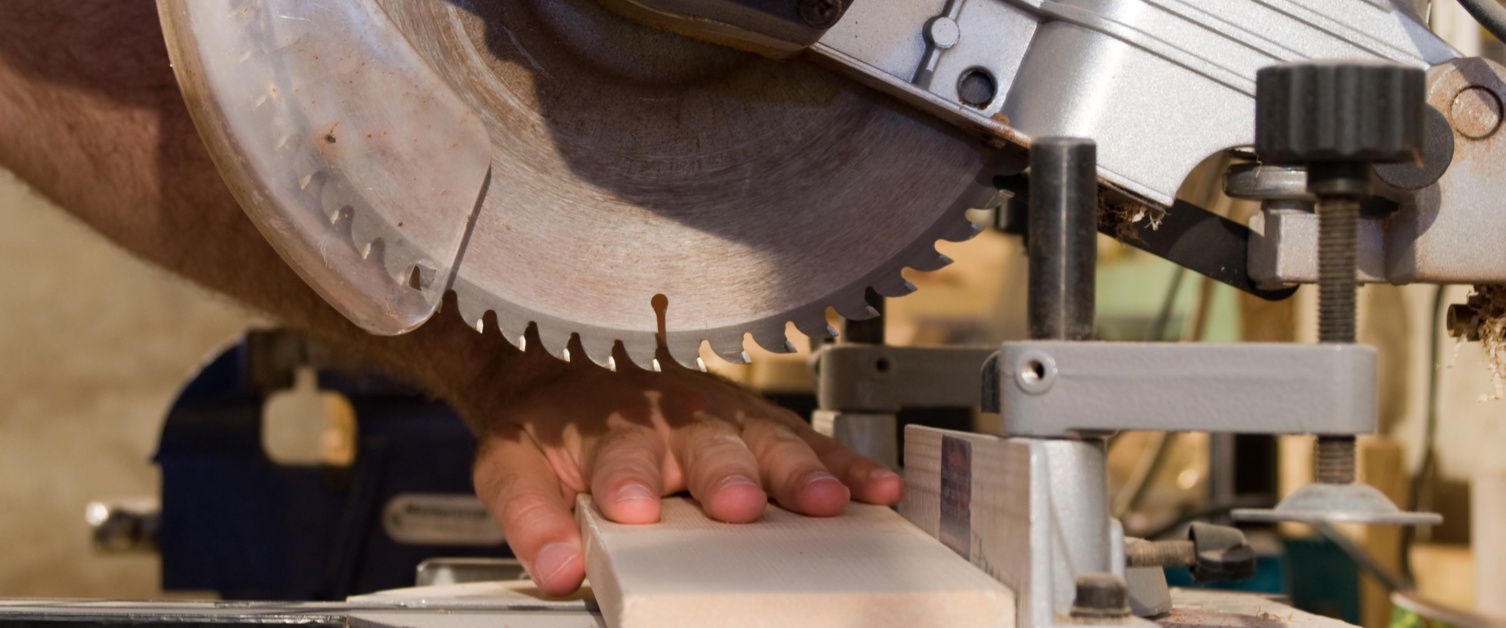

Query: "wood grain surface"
<box><xmin>578</xmin><ymin>495</ymin><xmax>1014</xmax><ymax>628</ymax></box>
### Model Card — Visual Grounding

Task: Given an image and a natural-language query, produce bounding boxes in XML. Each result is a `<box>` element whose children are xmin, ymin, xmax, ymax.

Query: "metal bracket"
<box><xmin>901</xmin><ymin>426</ymin><xmax>1146</xmax><ymax>628</ymax></box>
<box><xmin>995</xmin><ymin>341</ymin><xmax>1377</xmax><ymax>438</ymax></box>
<box><xmin>814</xmin><ymin>344</ymin><xmax>996</xmax><ymax>412</ymax></box>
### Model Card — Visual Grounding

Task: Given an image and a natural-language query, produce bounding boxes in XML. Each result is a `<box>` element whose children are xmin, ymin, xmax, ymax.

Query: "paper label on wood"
<box><xmin>940</xmin><ymin>435</ymin><xmax>973</xmax><ymax>558</ymax></box>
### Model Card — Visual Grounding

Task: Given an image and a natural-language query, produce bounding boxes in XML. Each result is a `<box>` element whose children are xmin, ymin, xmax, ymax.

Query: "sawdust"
<box><xmin>1471</xmin><ymin>284</ymin><xmax>1506</xmax><ymax>401</ymax></box>
<box><xmin>1097</xmin><ymin>196</ymin><xmax>1166</xmax><ymax>242</ymax></box>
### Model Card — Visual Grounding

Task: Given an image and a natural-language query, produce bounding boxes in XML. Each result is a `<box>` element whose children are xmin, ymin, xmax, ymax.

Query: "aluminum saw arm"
<box><xmin>646</xmin><ymin>0</ymin><xmax>1506</xmax><ymax>290</ymax></box>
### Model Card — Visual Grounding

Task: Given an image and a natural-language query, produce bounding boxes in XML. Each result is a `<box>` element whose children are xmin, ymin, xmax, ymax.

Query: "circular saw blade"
<box><xmin>378</xmin><ymin>0</ymin><xmax>1004</xmax><ymax>369</ymax></box>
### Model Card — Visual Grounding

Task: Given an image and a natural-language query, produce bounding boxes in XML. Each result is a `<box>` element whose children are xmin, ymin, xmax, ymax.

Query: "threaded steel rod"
<box><xmin>1317</xmin><ymin>198</ymin><xmax>1359</xmax><ymax>344</ymax></box>
<box><xmin>1315</xmin><ymin>195</ymin><xmax>1360</xmax><ymax>484</ymax></box>
<box><xmin>1125</xmin><ymin>539</ymin><xmax>1196</xmax><ymax>568</ymax></box>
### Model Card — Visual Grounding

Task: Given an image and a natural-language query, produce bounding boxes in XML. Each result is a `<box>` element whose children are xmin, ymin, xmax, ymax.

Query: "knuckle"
<box><xmin>498</xmin><ymin>491</ymin><xmax>561</xmax><ymax>534</ymax></box>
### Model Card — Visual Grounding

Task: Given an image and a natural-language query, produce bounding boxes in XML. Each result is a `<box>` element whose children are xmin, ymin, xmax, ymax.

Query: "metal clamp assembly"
<box><xmin>994</xmin><ymin>341</ymin><xmax>1377</xmax><ymax>438</ymax></box>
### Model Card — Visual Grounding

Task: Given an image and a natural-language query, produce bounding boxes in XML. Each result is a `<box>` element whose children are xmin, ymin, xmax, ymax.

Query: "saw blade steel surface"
<box><xmin>378</xmin><ymin>0</ymin><xmax>999</xmax><ymax>368</ymax></box>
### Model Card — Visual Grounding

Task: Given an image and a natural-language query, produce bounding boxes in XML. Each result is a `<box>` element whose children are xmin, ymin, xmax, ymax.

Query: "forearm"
<box><xmin>0</xmin><ymin>0</ymin><xmax>529</xmax><ymax>419</ymax></box>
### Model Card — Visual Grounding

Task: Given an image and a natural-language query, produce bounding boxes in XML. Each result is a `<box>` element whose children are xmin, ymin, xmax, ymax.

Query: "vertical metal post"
<box><xmin>819</xmin><ymin>288</ymin><xmax>897</xmax><ymax>470</ymax></box>
<box><xmin>840</xmin><ymin>288</ymin><xmax>885</xmax><ymax>344</ymax></box>
<box><xmin>1028</xmin><ymin>138</ymin><xmax>1098</xmax><ymax>341</ymax></box>
<box><xmin>1020</xmin><ymin>138</ymin><xmax>1122</xmax><ymax>625</ymax></box>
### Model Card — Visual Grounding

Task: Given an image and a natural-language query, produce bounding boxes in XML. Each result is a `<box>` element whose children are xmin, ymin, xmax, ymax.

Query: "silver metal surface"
<box><xmin>0</xmin><ymin>598</ymin><xmax>601</xmax><ymax>628</ymax></box>
<box><xmin>1125</xmin><ymin>567</ymin><xmax>1172</xmax><ymax>618</ymax></box>
<box><xmin>1389</xmin><ymin>57</ymin><xmax>1506</xmax><ymax>283</ymax></box>
<box><xmin>815</xmin><ymin>345</ymin><xmax>996</xmax><ymax>412</ymax></box>
<box><xmin>815</xmin><ymin>0</ymin><xmax>1457</xmax><ymax>207</ymax></box>
<box><xmin>1233</xmin><ymin>482</ymin><xmax>1443</xmax><ymax>526</ymax></box>
<box><xmin>415</xmin><ymin>558</ymin><xmax>526</xmax><ymax>587</ymax></box>
<box><xmin>995</xmin><ymin>341</ymin><xmax>1377</xmax><ymax>438</ymax></box>
<box><xmin>1248</xmin><ymin>210</ymin><xmax>1389</xmax><ymax>287</ymax></box>
<box><xmin>811</xmin><ymin>410</ymin><xmax>899</xmax><ymax>471</ymax></box>
<box><xmin>1250</xmin><ymin>57</ymin><xmax>1506</xmax><ymax>286</ymax></box>
<box><xmin>1223</xmin><ymin>163</ymin><xmax>1312</xmax><ymax>202</ymax></box>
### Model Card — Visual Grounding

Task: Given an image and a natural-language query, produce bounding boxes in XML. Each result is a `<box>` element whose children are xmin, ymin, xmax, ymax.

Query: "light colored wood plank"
<box><xmin>1475</xmin><ymin>469</ymin><xmax>1506</xmax><ymax>617</ymax></box>
<box><xmin>1352</xmin><ymin>436</ymin><xmax>1407</xmax><ymax>628</ymax></box>
<box><xmin>900</xmin><ymin>426</ymin><xmax>1111</xmax><ymax>628</ymax></box>
<box><xmin>1408</xmin><ymin>543</ymin><xmax>1473</xmax><ymax>611</ymax></box>
<box><xmin>578</xmin><ymin>496</ymin><xmax>1014</xmax><ymax>628</ymax></box>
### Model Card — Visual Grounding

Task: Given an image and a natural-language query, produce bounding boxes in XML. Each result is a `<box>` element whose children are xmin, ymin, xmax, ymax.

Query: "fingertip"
<box><xmin>856</xmin><ymin>467</ymin><xmax>904</xmax><ymax>505</ymax></box>
<box><xmin>530</xmin><ymin>540</ymin><xmax>586</xmax><ymax>598</ymax></box>
<box><xmin>704</xmin><ymin>475</ymin><xmax>767</xmax><ymax>523</ymax></box>
<box><xmin>601</xmin><ymin>483</ymin><xmax>662</xmax><ymax>524</ymax></box>
<box><xmin>793</xmin><ymin>472</ymin><xmax>850</xmax><ymax>517</ymax></box>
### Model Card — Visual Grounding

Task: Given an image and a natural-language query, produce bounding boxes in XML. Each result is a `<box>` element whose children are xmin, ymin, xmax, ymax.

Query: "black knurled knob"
<box><xmin>1255</xmin><ymin>60</ymin><xmax>1426</xmax><ymax>165</ymax></box>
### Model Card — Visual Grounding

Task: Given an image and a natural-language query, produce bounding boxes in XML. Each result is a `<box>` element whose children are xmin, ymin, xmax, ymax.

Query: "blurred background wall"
<box><xmin>0</xmin><ymin>167</ymin><xmax>257</xmax><ymax>597</ymax></box>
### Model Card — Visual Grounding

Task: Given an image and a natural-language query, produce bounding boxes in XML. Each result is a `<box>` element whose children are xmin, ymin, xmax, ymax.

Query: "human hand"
<box><xmin>453</xmin><ymin>332</ymin><xmax>904</xmax><ymax>597</ymax></box>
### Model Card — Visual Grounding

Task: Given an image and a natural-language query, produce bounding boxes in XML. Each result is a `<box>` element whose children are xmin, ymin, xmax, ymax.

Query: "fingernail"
<box><xmin>802</xmin><ymin>471</ymin><xmax>842</xmax><ymax>489</ymax></box>
<box><xmin>868</xmin><ymin>468</ymin><xmax>899</xmax><ymax>482</ymax></box>
<box><xmin>714</xmin><ymin>474</ymin><xmax>761</xmax><ymax>493</ymax></box>
<box><xmin>616</xmin><ymin>483</ymin><xmax>657</xmax><ymax>503</ymax></box>
<box><xmin>533</xmin><ymin>542</ymin><xmax>579</xmax><ymax>588</ymax></box>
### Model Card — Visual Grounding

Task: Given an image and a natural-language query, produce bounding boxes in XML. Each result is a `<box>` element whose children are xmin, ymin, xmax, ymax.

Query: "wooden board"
<box><xmin>577</xmin><ymin>496</ymin><xmax>1014</xmax><ymax>628</ymax></box>
<box><xmin>900</xmin><ymin>425</ymin><xmax>1112</xmax><ymax>628</ymax></box>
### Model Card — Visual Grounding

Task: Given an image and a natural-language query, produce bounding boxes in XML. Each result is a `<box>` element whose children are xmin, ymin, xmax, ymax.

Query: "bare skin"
<box><xmin>0</xmin><ymin>1</ymin><xmax>903</xmax><ymax>596</ymax></box>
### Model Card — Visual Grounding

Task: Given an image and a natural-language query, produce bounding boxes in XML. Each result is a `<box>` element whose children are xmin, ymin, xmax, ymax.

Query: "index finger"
<box><xmin>473</xmin><ymin>425</ymin><xmax>585</xmax><ymax>597</ymax></box>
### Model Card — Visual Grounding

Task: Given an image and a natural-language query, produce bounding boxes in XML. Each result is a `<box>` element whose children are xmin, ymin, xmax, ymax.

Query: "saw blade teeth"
<box><xmin>908</xmin><ymin>249</ymin><xmax>952</xmax><ymax>272</ymax></box>
<box><xmin>456</xmin><ymin>298</ymin><xmax>492</xmax><ymax>336</ymax></box>
<box><xmin>499</xmin><ymin>320</ymin><xmax>529</xmax><ymax>351</ymax></box>
<box><xmin>665</xmin><ymin>338</ymin><xmax>704</xmax><ymax>370</ymax></box>
<box><xmin>578</xmin><ymin>338</ymin><xmax>616</xmax><ymax>368</ymax></box>
<box><xmin>533</xmin><ymin>326</ymin><xmax>572</xmax><ymax>359</ymax></box>
<box><xmin>708</xmin><ymin>335</ymin><xmax>751</xmax><ymax>364</ymax></box>
<box><xmin>622</xmin><ymin>339</ymin><xmax>660</xmax><ymax>370</ymax></box>
<box><xmin>752</xmin><ymin>328</ymin><xmax>797</xmax><ymax>354</ymax></box>
<box><xmin>874</xmin><ymin>277</ymin><xmax>918</xmax><ymax>298</ymax></box>
<box><xmin>796</xmin><ymin>321</ymin><xmax>838</xmax><ymax>341</ymax></box>
<box><xmin>941</xmin><ymin>220</ymin><xmax>984</xmax><ymax>243</ymax></box>
<box><xmin>831</xmin><ymin>294</ymin><xmax>877</xmax><ymax>321</ymax></box>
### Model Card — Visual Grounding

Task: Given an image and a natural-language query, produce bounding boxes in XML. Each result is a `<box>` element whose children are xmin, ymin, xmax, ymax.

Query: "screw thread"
<box><xmin>1125</xmin><ymin>539</ymin><xmax>1196</xmax><ymax>568</ymax></box>
<box><xmin>1317</xmin><ymin>198</ymin><xmax>1358</xmax><ymax>344</ymax></box>
<box><xmin>1315</xmin><ymin>435</ymin><xmax>1357</xmax><ymax>484</ymax></box>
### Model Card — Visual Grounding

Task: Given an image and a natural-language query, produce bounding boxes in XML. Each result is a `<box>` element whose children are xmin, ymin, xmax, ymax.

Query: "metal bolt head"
<box><xmin>1450</xmin><ymin>86</ymin><xmax>1503</xmax><ymax>140</ymax></box>
<box><xmin>1070</xmin><ymin>573</ymin><xmax>1131</xmax><ymax>619</ymax></box>
<box><xmin>798</xmin><ymin>0</ymin><xmax>843</xmax><ymax>29</ymax></box>
<box><xmin>924</xmin><ymin>16</ymin><xmax>961</xmax><ymax>50</ymax></box>
<box><xmin>1448</xmin><ymin>303</ymin><xmax>1483</xmax><ymax>341</ymax></box>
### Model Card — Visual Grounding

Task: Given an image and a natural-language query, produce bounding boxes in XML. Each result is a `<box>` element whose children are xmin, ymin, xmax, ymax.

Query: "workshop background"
<box><xmin>1</xmin><ymin>2</ymin><xmax>1506</xmax><ymax>626</ymax></box>
<box><xmin>0</xmin><ymin>168</ymin><xmax>259</xmax><ymax>598</ymax></box>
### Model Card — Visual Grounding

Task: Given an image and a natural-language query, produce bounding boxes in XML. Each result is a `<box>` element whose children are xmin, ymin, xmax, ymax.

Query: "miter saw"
<box><xmin>13</xmin><ymin>0</ymin><xmax>1506</xmax><ymax>627</ymax></box>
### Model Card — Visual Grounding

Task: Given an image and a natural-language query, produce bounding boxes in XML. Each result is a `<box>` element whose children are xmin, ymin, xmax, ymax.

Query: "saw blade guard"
<box><xmin>158</xmin><ymin>0</ymin><xmax>492</xmax><ymax>335</ymax></box>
